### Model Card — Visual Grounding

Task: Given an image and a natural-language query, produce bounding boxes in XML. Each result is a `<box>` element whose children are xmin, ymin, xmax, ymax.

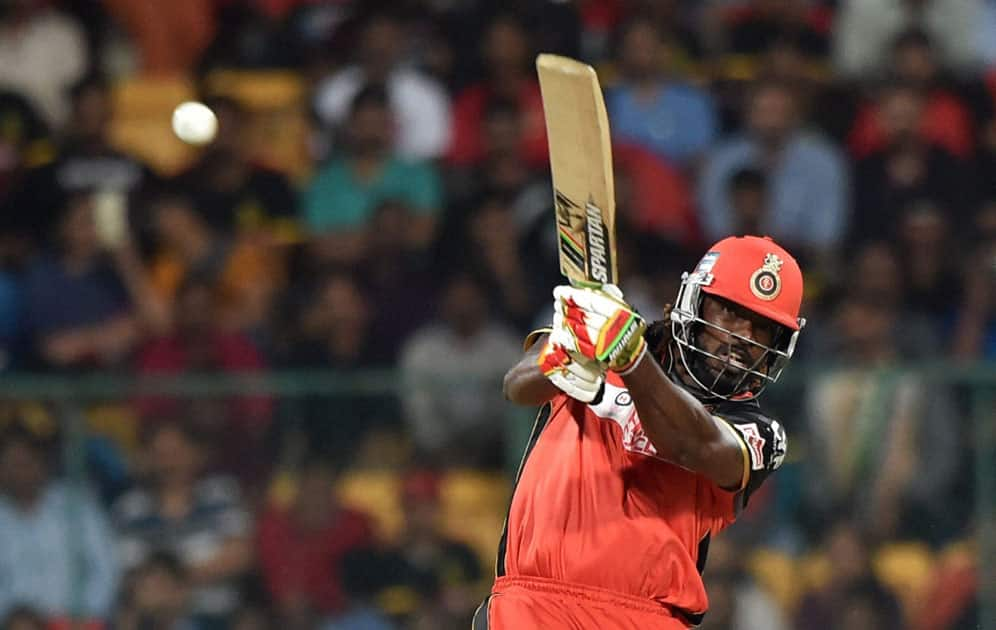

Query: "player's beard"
<box><xmin>687</xmin><ymin>331</ymin><xmax>766</xmax><ymax>398</ymax></box>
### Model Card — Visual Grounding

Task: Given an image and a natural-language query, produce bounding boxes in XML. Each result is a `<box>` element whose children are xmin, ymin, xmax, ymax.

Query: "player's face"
<box><xmin>694</xmin><ymin>296</ymin><xmax>778</xmax><ymax>391</ymax></box>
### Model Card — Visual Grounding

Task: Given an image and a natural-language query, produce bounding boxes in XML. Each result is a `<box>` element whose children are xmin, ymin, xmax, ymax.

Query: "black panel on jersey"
<box><xmin>706</xmin><ymin>399</ymin><xmax>788</xmax><ymax>511</ymax></box>
<box><xmin>495</xmin><ymin>402</ymin><xmax>552</xmax><ymax>578</ymax></box>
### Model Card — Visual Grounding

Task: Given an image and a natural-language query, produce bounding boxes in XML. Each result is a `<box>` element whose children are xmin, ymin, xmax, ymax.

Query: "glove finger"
<box><xmin>601</xmin><ymin>283</ymin><xmax>624</xmax><ymax>300</ymax></box>
<box><xmin>563</xmin><ymin>355</ymin><xmax>602</xmax><ymax>383</ymax></box>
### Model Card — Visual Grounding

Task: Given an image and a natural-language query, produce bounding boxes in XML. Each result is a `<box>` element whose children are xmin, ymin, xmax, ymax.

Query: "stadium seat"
<box><xmin>110</xmin><ymin>76</ymin><xmax>198</xmax><ymax>176</ymax></box>
<box><xmin>874</xmin><ymin>542</ymin><xmax>935</xmax><ymax>618</ymax></box>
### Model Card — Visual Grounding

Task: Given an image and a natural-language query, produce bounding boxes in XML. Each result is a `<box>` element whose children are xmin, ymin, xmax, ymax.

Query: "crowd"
<box><xmin>0</xmin><ymin>0</ymin><xmax>993</xmax><ymax>629</ymax></box>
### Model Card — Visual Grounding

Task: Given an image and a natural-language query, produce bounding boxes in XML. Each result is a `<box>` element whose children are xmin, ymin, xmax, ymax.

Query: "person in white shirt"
<box><xmin>314</xmin><ymin>12</ymin><xmax>451</xmax><ymax>161</ymax></box>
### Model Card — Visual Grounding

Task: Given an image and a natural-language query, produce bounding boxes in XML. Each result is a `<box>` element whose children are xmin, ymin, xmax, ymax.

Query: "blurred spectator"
<box><xmin>0</xmin><ymin>266</ymin><xmax>21</xmax><ymax>371</ymax></box>
<box><xmin>0</xmin><ymin>90</ymin><xmax>50</xmax><ymax>203</ymax></box>
<box><xmin>0</xmin><ymin>606</ymin><xmax>46</xmax><ymax>630</ymax></box>
<box><xmin>895</xmin><ymin>201</ymin><xmax>966</xmax><ymax>335</ymax></box>
<box><xmin>794</xmin><ymin>520</ymin><xmax>905</xmax><ymax>630</ymax></box>
<box><xmin>718</xmin><ymin>0</ymin><xmax>830</xmax><ymax>60</ymax></box>
<box><xmin>115</xmin><ymin>552</ymin><xmax>198</xmax><ymax>630</ymax></box>
<box><xmin>699</xmin><ymin>79</ymin><xmax>849</xmax><ymax>260</ymax></box>
<box><xmin>22</xmin><ymin>193</ymin><xmax>168</xmax><ymax>370</ymax></box>
<box><xmin>282</xmin><ymin>271</ymin><xmax>400</xmax><ymax>459</ymax></box>
<box><xmin>147</xmin><ymin>193</ymin><xmax>282</xmax><ymax>336</ymax></box>
<box><xmin>446</xmin><ymin>14</ymin><xmax>547</xmax><ymax>170</ymax></box>
<box><xmin>304</xmin><ymin>85</ymin><xmax>442</xmax><ymax>264</ymax></box>
<box><xmin>606</xmin><ymin>16</ymin><xmax>717</xmax><ymax>168</ymax></box>
<box><xmin>848</xmin><ymin>30</ymin><xmax>974</xmax><ymax>159</ymax></box>
<box><xmin>229</xmin><ymin>605</ymin><xmax>274</xmax><ymax>630</ymax></box>
<box><xmin>0</xmin><ymin>423</ymin><xmax>119</xmax><ymax>621</ymax></box>
<box><xmin>952</xmin><ymin>202</ymin><xmax>996</xmax><ymax>358</ymax></box>
<box><xmin>257</xmin><ymin>458</ymin><xmax>374</xmax><ymax>626</ymax></box>
<box><xmin>113</xmin><ymin>420</ymin><xmax>252</xmax><ymax>625</ymax></box>
<box><xmin>101</xmin><ymin>0</ymin><xmax>214</xmax><ymax>75</ymax></box>
<box><xmin>393</xmin><ymin>470</ymin><xmax>482</xmax><ymax>628</ymax></box>
<box><xmin>136</xmin><ymin>277</ymin><xmax>272</xmax><ymax>484</ymax></box>
<box><xmin>612</xmin><ymin>143</ymin><xmax>699</xmax><ymax>247</ymax></box>
<box><xmin>699</xmin><ymin>536</ymin><xmax>787</xmax><ymax>630</ymax></box>
<box><xmin>357</xmin><ymin>201</ymin><xmax>437</xmax><ymax>361</ymax></box>
<box><xmin>912</xmin><ymin>530</ymin><xmax>979</xmax><ymax>630</ymax></box>
<box><xmin>172</xmin><ymin>96</ymin><xmax>298</xmax><ymax>238</ymax></box>
<box><xmin>9</xmin><ymin>74</ymin><xmax>158</xmax><ymax>249</ymax></box>
<box><xmin>804</xmin><ymin>274</ymin><xmax>962</xmax><ymax>542</ymax></box>
<box><xmin>439</xmin><ymin>196</ymin><xmax>546</xmax><ymax>330</ymax></box>
<box><xmin>833</xmin><ymin>0</ymin><xmax>985</xmax><ymax>80</ymax></box>
<box><xmin>399</xmin><ymin>273</ymin><xmax>519</xmax><ymax>467</ymax></box>
<box><xmin>725</xmin><ymin>167</ymin><xmax>767</xmax><ymax>237</ymax></box>
<box><xmin>323</xmin><ymin>550</ymin><xmax>397</xmax><ymax>630</ymax></box>
<box><xmin>851</xmin><ymin>83</ymin><xmax>970</xmax><ymax>246</ymax></box>
<box><xmin>443</xmin><ymin>98</ymin><xmax>552</xmax><ymax>260</ymax></box>
<box><xmin>314</xmin><ymin>12</ymin><xmax>452</xmax><ymax>161</ymax></box>
<box><xmin>0</xmin><ymin>0</ymin><xmax>87</xmax><ymax>127</ymax></box>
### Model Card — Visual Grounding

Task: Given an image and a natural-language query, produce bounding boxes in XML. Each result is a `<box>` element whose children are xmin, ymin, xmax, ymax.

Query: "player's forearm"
<box><xmin>503</xmin><ymin>359</ymin><xmax>559</xmax><ymax>406</ymax></box>
<box><xmin>621</xmin><ymin>353</ymin><xmax>743</xmax><ymax>488</ymax></box>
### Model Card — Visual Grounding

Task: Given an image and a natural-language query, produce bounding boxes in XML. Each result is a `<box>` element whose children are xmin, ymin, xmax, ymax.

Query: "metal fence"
<box><xmin>0</xmin><ymin>363</ymin><xmax>992</xmax><ymax>628</ymax></box>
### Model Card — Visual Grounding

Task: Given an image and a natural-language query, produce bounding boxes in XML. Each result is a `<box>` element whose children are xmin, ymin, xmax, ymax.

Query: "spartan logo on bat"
<box><xmin>584</xmin><ymin>197</ymin><xmax>611</xmax><ymax>284</ymax></box>
<box><xmin>555</xmin><ymin>190</ymin><xmax>585</xmax><ymax>231</ymax></box>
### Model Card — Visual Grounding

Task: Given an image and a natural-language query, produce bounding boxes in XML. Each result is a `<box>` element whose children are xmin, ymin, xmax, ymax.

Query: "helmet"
<box><xmin>670</xmin><ymin>235</ymin><xmax>805</xmax><ymax>399</ymax></box>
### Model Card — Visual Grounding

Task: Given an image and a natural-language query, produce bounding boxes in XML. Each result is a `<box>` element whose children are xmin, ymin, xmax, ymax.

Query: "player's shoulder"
<box><xmin>708</xmin><ymin>399</ymin><xmax>788</xmax><ymax>472</ymax></box>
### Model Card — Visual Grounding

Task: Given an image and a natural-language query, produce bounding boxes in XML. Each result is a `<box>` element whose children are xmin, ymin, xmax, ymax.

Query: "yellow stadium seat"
<box><xmin>873</xmin><ymin>542</ymin><xmax>935</xmax><ymax>618</ymax></box>
<box><xmin>110</xmin><ymin>76</ymin><xmax>198</xmax><ymax>176</ymax></box>
<box><xmin>748</xmin><ymin>548</ymin><xmax>806</xmax><ymax>612</ymax></box>
<box><xmin>441</xmin><ymin>470</ymin><xmax>510</xmax><ymax>571</ymax></box>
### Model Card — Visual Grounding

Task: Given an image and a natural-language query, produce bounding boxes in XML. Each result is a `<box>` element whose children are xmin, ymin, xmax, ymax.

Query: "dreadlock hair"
<box><xmin>644</xmin><ymin>304</ymin><xmax>675</xmax><ymax>366</ymax></box>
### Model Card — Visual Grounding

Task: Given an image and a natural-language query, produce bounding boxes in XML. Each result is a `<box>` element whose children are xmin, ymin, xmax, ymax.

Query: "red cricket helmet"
<box><xmin>670</xmin><ymin>235</ymin><xmax>806</xmax><ymax>399</ymax></box>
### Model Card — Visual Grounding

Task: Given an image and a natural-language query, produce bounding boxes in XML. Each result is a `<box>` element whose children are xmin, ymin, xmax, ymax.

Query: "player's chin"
<box><xmin>699</xmin><ymin>358</ymin><xmax>758</xmax><ymax>396</ymax></box>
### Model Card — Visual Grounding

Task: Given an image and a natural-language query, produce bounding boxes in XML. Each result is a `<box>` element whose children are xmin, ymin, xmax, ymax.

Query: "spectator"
<box><xmin>0</xmin><ymin>423</ymin><xmax>119</xmax><ymax>621</ymax></box>
<box><xmin>356</xmin><ymin>201</ymin><xmax>437</xmax><ymax>361</ymax></box>
<box><xmin>1</xmin><ymin>606</ymin><xmax>46</xmax><ymax>630</ymax></box>
<box><xmin>399</xmin><ymin>273</ymin><xmax>519</xmax><ymax>467</ymax></box>
<box><xmin>147</xmin><ymin>193</ymin><xmax>283</xmax><ymax>336</ymax></box>
<box><xmin>22</xmin><ymin>193</ymin><xmax>169</xmax><ymax>370</ymax></box>
<box><xmin>113</xmin><ymin>420</ymin><xmax>252</xmax><ymax>625</ymax></box>
<box><xmin>446</xmin><ymin>14</ymin><xmax>547</xmax><ymax>169</ymax></box>
<box><xmin>847</xmin><ymin>29</ymin><xmax>975</xmax><ymax>159</ymax></box>
<box><xmin>0</xmin><ymin>90</ymin><xmax>50</xmax><ymax>204</ymax></box>
<box><xmin>323</xmin><ymin>551</ymin><xmax>397</xmax><ymax>630</ymax></box>
<box><xmin>9</xmin><ymin>74</ymin><xmax>158</xmax><ymax>250</ymax></box>
<box><xmin>719</xmin><ymin>0</ymin><xmax>830</xmax><ymax>61</ymax></box>
<box><xmin>698</xmin><ymin>79</ymin><xmax>849</xmax><ymax>262</ymax></box>
<box><xmin>394</xmin><ymin>470</ymin><xmax>482</xmax><ymax>628</ymax></box>
<box><xmin>794</xmin><ymin>520</ymin><xmax>905</xmax><ymax>630</ymax></box>
<box><xmin>851</xmin><ymin>83</ymin><xmax>970</xmax><ymax>246</ymax></box>
<box><xmin>833</xmin><ymin>0</ymin><xmax>985</xmax><ymax>80</ymax></box>
<box><xmin>699</xmin><ymin>536</ymin><xmax>788</xmax><ymax>630</ymax></box>
<box><xmin>606</xmin><ymin>16</ymin><xmax>718</xmax><ymax>168</ymax></box>
<box><xmin>172</xmin><ymin>96</ymin><xmax>298</xmax><ymax>237</ymax></box>
<box><xmin>303</xmin><ymin>85</ymin><xmax>442</xmax><ymax>263</ymax></box>
<box><xmin>726</xmin><ymin>167</ymin><xmax>768</xmax><ymax>237</ymax></box>
<box><xmin>282</xmin><ymin>271</ymin><xmax>400</xmax><ymax>459</ymax></box>
<box><xmin>257</xmin><ymin>458</ymin><xmax>374</xmax><ymax>625</ymax></box>
<box><xmin>803</xmin><ymin>274</ymin><xmax>962</xmax><ymax>543</ymax></box>
<box><xmin>952</xmin><ymin>202</ymin><xmax>996</xmax><ymax>358</ymax></box>
<box><xmin>115</xmin><ymin>552</ymin><xmax>198</xmax><ymax>630</ymax></box>
<box><xmin>136</xmin><ymin>277</ymin><xmax>272</xmax><ymax>485</ymax></box>
<box><xmin>0</xmin><ymin>0</ymin><xmax>87</xmax><ymax>127</ymax></box>
<box><xmin>313</xmin><ymin>12</ymin><xmax>452</xmax><ymax>161</ymax></box>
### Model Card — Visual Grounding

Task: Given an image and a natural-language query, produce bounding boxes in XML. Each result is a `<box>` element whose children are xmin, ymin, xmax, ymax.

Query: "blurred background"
<box><xmin>0</xmin><ymin>0</ymin><xmax>993</xmax><ymax>629</ymax></box>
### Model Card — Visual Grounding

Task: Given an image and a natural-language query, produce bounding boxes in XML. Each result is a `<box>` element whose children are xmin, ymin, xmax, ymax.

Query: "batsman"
<box><xmin>474</xmin><ymin>56</ymin><xmax>806</xmax><ymax>630</ymax></box>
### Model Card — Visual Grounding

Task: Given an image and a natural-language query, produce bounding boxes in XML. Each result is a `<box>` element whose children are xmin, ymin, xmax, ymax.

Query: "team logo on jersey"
<box><xmin>732</xmin><ymin>423</ymin><xmax>766</xmax><ymax>470</ymax></box>
<box><xmin>749</xmin><ymin>253</ymin><xmax>783</xmax><ymax>301</ymax></box>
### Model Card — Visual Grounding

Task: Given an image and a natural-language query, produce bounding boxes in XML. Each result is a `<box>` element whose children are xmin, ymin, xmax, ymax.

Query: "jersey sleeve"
<box><xmin>709</xmin><ymin>410</ymin><xmax>788</xmax><ymax>526</ymax></box>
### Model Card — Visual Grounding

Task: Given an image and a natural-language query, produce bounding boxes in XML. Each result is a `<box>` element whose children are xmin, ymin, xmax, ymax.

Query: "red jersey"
<box><xmin>495</xmin><ymin>372</ymin><xmax>787</xmax><ymax>624</ymax></box>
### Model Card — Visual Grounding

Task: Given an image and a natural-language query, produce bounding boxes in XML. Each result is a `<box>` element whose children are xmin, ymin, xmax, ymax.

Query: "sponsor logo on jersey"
<box><xmin>769</xmin><ymin>420</ymin><xmax>787</xmax><ymax>469</ymax></box>
<box><xmin>732</xmin><ymin>423</ymin><xmax>766</xmax><ymax>470</ymax></box>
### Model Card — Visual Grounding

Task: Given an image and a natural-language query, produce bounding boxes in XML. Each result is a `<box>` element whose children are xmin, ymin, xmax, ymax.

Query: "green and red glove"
<box><xmin>550</xmin><ymin>284</ymin><xmax>647</xmax><ymax>374</ymax></box>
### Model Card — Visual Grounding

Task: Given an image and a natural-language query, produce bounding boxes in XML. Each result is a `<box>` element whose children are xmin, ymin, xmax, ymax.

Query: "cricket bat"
<box><xmin>536</xmin><ymin>53</ymin><xmax>617</xmax><ymax>288</ymax></box>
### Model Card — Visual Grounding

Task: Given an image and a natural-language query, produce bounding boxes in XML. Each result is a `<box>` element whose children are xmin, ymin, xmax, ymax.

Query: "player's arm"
<box><xmin>552</xmin><ymin>285</ymin><xmax>746</xmax><ymax>490</ymax></box>
<box><xmin>621</xmin><ymin>356</ymin><xmax>747</xmax><ymax>491</ymax></box>
<box><xmin>503</xmin><ymin>333</ymin><xmax>560</xmax><ymax>405</ymax></box>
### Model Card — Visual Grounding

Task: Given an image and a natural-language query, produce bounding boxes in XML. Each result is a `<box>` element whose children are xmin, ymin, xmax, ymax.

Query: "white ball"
<box><xmin>172</xmin><ymin>101</ymin><xmax>218</xmax><ymax>145</ymax></box>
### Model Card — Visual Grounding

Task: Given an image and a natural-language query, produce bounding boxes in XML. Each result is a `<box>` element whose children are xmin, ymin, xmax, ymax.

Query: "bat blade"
<box><xmin>536</xmin><ymin>53</ymin><xmax>617</xmax><ymax>287</ymax></box>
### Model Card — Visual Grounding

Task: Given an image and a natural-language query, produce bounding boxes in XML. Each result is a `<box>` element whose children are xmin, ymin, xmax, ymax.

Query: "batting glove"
<box><xmin>537</xmin><ymin>338</ymin><xmax>606</xmax><ymax>403</ymax></box>
<box><xmin>551</xmin><ymin>284</ymin><xmax>648</xmax><ymax>374</ymax></box>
